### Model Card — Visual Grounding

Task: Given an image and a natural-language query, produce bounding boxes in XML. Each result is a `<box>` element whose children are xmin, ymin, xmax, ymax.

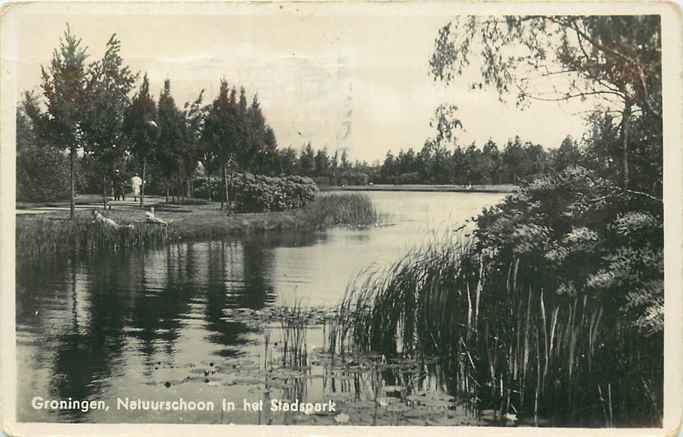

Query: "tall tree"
<box><xmin>36</xmin><ymin>25</ymin><xmax>89</xmax><ymax>219</ymax></box>
<box><xmin>81</xmin><ymin>33</ymin><xmax>137</xmax><ymax>208</ymax></box>
<box><xmin>180</xmin><ymin>89</ymin><xmax>206</xmax><ymax>198</ymax></box>
<box><xmin>430</xmin><ymin>15</ymin><xmax>662</xmax><ymax>192</ymax></box>
<box><xmin>551</xmin><ymin>135</ymin><xmax>582</xmax><ymax>173</ymax></box>
<box><xmin>202</xmin><ymin>80</ymin><xmax>240</xmax><ymax>210</ymax></box>
<box><xmin>299</xmin><ymin>143</ymin><xmax>316</xmax><ymax>176</ymax></box>
<box><xmin>156</xmin><ymin>79</ymin><xmax>185</xmax><ymax>201</ymax></box>
<box><xmin>123</xmin><ymin>73</ymin><xmax>158</xmax><ymax>207</ymax></box>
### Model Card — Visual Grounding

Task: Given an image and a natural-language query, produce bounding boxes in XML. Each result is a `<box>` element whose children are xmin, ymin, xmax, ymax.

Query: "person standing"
<box><xmin>131</xmin><ymin>174</ymin><xmax>142</xmax><ymax>202</ymax></box>
<box><xmin>113</xmin><ymin>169</ymin><xmax>122</xmax><ymax>201</ymax></box>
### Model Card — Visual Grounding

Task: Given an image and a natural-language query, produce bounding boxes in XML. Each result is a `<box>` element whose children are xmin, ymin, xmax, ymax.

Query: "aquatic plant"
<box><xmin>297</xmin><ymin>193</ymin><xmax>381</xmax><ymax>229</ymax></box>
<box><xmin>329</xmin><ymin>168</ymin><xmax>663</xmax><ymax>426</ymax></box>
<box><xmin>15</xmin><ymin>215</ymin><xmax>173</xmax><ymax>263</ymax></box>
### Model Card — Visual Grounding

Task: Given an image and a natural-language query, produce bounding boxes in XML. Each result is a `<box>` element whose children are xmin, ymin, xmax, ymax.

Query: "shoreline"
<box><xmin>15</xmin><ymin>193</ymin><xmax>382</xmax><ymax>262</ymax></box>
<box><xmin>319</xmin><ymin>184</ymin><xmax>518</xmax><ymax>193</ymax></box>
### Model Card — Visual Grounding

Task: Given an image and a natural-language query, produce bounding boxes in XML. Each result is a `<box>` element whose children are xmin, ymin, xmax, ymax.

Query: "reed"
<box><xmin>329</xmin><ymin>232</ymin><xmax>662</xmax><ymax>426</ymax></box>
<box><xmin>297</xmin><ymin>193</ymin><xmax>381</xmax><ymax>229</ymax></box>
<box><xmin>16</xmin><ymin>215</ymin><xmax>173</xmax><ymax>264</ymax></box>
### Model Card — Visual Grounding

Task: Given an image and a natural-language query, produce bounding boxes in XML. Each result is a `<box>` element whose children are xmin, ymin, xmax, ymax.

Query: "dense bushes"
<box><xmin>333</xmin><ymin>166</ymin><xmax>663</xmax><ymax>426</ymax></box>
<box><xmin>16</xmin><ymin>146</ymin><xmax>71</xmax><ymax>202</ymax></box>
<box><xmin>193</xmin><ymin>173</ymin><xmax>318</xmax><ymax>212</ymax></box>
<box><xmin>474</xmin><ymin>166</ymin><xmax>663</xmax><ymax>336</ymax></box>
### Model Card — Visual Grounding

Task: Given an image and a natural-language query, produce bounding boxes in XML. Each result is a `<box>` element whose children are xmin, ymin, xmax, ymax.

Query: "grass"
<box><xmin>16</xmin><ymin>193</ymin><xmax>381</xmax><ymax>263</ymax></box>
<box><xmin>298</xmin><ymin>193</ymin><xmax>381</xmax><ymax>229</ymax></box>
<box><xmin>16</xmin><ymin>215</ymin><xmax>172</xmax><ymax>264</ymax></box>
<box><xmin>327</xmin><ymin>231</ymin><xmax>661</xmax><ymax>426</ymax></box>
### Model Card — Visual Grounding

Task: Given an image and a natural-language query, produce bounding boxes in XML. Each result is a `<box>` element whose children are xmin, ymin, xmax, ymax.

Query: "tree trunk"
<box><xmin>103</xmin><ymin>174</ymin><xmax>108</xmax><ymax>210</ymax></box>
<box><xmin>222</xmin><ymin>161</ymin><xmax>229</xmax><ymax>211</ymax></box>
<box><xmin>622</xmin><ymin>103</ymin><xmax>631</xmax><ymax>188</ymax></box>
<box><xmin>69</xmin><ymin>146</ymin><xmax>75</xmax><ymax>219</ymax></box>
<box><xmin>187</xmin><ymin>176</ymin><xmax>192</xmax><ymax>198</ymax></box>
<box><xmin>140</xmin><ymin>157</ymin><xmax>146</xmax><ymax>208</ymax></box>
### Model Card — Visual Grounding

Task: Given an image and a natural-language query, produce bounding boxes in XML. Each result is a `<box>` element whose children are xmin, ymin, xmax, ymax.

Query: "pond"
<box><xmin>16</xmin><ymin>191</ymin><xmax>506</xmax><ymax>424</ymax></box>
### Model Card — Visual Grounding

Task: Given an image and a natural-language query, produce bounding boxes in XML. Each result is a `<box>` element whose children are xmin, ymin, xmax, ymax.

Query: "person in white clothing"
<box><xmin>131</xmin><ymin>174</ymin><xmax>143</xmax><ymax>201</ymax></box>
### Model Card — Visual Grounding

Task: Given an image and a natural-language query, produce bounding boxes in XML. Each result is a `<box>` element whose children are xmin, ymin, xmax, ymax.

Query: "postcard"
<box><xmin>1</xmin><ymin>1</ymin><xmax>682</xmax><ymax>436</ymax></box>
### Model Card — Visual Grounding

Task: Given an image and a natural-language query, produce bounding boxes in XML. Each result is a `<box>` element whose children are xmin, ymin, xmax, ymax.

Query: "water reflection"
<box><xmin>16</xmin><ymin>191</ymin><xmax>506</xmax><ymax>423</ymax></box>
<box><xmin>17</xmin><ymin>236</ymin><xmax>292</xmax><ymax>422</ymax></box>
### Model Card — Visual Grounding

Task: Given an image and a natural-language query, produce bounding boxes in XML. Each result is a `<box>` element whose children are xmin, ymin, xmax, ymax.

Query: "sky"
<box><xmin>13</xmin><ymin>5</ymin><xmax>598</xmax><ymax>163</ymax></box>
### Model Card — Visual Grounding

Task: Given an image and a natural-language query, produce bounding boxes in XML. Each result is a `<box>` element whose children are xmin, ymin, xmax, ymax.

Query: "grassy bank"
<box><xmin>328</xmin><ymin>234</ymin><xmax>658</xmax><ymax>427</ymax></box>
<box><xmin>327</xmin><ymin>169</ymin><xmax>663</xmax><ymax>427</ymax></box>
<box><xmin>16</xmin><ymin>193</ymin><xmax>380</xmax><ymax>262</ymax></box>
<box><xmin>321</xmin><ymin>184</ymin><xmax>518</xmax><ymax>193</ymax></box>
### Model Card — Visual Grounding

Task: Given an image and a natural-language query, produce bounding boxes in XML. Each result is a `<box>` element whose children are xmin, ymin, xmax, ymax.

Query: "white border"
<box><xmin>1</xmin><ymin>2</ymin><xmax>681</xmax><ymax>436</ymax></box>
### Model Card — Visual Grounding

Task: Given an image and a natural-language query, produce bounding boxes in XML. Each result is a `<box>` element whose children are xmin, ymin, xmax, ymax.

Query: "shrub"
<box><xmin>333</xmin><ymin>166</ymin><xmax>663</xmax><ymax>426</ymax></box>
<box><xmin>193</xmin><ymin>173</ymin><xmax>318</xmax><ymax>212</ymax></box>
<box><xmin>16</xmin><ymin>146</ymin><xmax>71</xmax><ymax>202</ymax></box>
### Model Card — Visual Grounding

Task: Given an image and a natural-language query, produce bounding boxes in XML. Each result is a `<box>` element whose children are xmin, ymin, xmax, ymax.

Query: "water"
<box><xmin>16</xmin><ymin>191</ymin><xmax>505</xmax><ymax>424</ymax></box>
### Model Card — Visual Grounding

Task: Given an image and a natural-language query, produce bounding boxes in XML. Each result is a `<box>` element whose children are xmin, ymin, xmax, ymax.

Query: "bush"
<box><xmin>473</xmin><ymin>166</ymin><xmax>664</xmax><ymax>335</ymax></box>
<box><xmin>16</xmin><ymin>146</ymin><xmax>71</xmax><ymax>202</ymax></box>
<box><xmin>193</xmin><ymin>173</ymin><xmax>318</xmax><ymax>212</ymax></box>
<box><xmin>232</xmin><ymin>173</ymin><xmax>318</xmax><ymax>212</ymax></box>
<box><xmin>334</xmin><ymin>166</ymin><xmax>663</xmax><ymax>426</ymax></box>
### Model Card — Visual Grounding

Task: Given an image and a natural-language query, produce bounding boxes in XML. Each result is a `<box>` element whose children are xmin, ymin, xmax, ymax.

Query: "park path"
<box><xmin>16</xmin><ymin>196</ymin><xmax>166</xmax><ymax>215</ymax></box>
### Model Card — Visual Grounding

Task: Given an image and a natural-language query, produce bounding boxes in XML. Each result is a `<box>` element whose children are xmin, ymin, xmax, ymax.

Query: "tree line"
<box><xmin>18</xmin><ymin>25</ymin><xmax>281</xmax><ymax>217</ymax></box>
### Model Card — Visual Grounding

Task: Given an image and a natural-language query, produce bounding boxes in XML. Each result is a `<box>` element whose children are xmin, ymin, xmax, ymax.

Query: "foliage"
<box><xmin>123</xmin><ymin>74</ymin><xmax>158</xmax><ymax>164</ymax></box>
<box><xmin>333</xmin><ymin>168</ymin><xmax>662</xmax><ymax>426</ymax></box>
<box><xmin>473</xmin><ymin>166</ymin><xmax>663</xmax><ymax>333</ymax></box>
<box><xmin>28</xmin><ymin>25</ymin><xmax>90</xmax><ymax>217</ymax></box>
<box><xmin>16</xmin><ymin>146</ymin><xmax>71</xmax><ymax>202</ymax></box>
<box><xmin>429</xmin><ymin>15</ymin><xmax>662</xmax><ymax>194</ymax></box>
<box><xmin>80</xmin><ymin>33</ymin><xmax>137</xmax><ymax>183</ymax></box>
<box><xmin>298</xmin><ymin>193</ymin><xmax>379</xmax><ymax>229</ymax></box>
<box><xmin>193</xmin><ymin>174</ymin><xmax>318</xmax><ymax>213</ymax></box>
<box><xmin>15</xmin><ymin>215</ymin><xmax>171</xmax><ymax>265</ymax></box>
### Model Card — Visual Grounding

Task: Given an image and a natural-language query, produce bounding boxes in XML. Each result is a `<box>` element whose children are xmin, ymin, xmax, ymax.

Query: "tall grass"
<box><xmin>298</xmin><ymin>193</ymin><xmax>381</xmax><ymax>229</ymax></box>
<box><xmin>16</xmin><ymin>216</ymin><xmax>172</xmax><ymax>264</ymax></box>
<box><xmin>328</xmin><ymin>232</ymin><xmax>662</xmax><ymax>426</ymax></box>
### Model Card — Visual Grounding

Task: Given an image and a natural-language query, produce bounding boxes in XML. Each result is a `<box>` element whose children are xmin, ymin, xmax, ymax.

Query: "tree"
<box><xmin>81</xmin><ymin>33</ymin><xmax>137</xmax><ymax>208</ymax></box>
<box><xmin>202</xmin><ymin>80</ymin><xmax>240</xmax><ymax>210</ymax></box>
<box><xmin>16</xmin><ymin>96</ymin><xmax>71</xmax><ymax>202</ymax></box>
<box><xmin>314</xmin><ymin>148</ymin><xmax>330</xmax><ymax>178</ymax></box>
<box><xmin>430</xmin><ymin>16</ymin><xmax>662</xmax><ymax>193</ymax></box>
<box><xmin>340</xmin><ymin>148</ymin><xmax>351</xmax><ymax>171</ymax></box>
<box><xmin>482</xmin><ymin>139</ymin><xmax>501</xmax><ymax>184</ymax></box>
<box><xmin>278</xmin><ymin>147</ymin><xmax>298</xmax><ymax>176</ymax></box>
<box><xmin>123</xmin><ymin>73</ymin><xmax>158</xmax><ymax>207</ymax></box>
<box><xmin>35</xmin><ymin>25</ymin><xmax>89</xmax><ymax>219</ymax></box>
<box><xmin>381</xmin><ymin>151</ymin><xmax>397</xmax><ymax>182</ymax></box>
<box><xmin>180</xmin><ymin>89</ymin><xmax>206</xmax><ymax>198</ymax></box>
<box><xmin>156</xmin><ymin>79</ymin><xmax>185</xmax><ymax>201</ymax></box>
<box><xmin>299</xmin><ymin>143</ymin><xmax>316</xmax><ymax>176</ymax></box>
<box><xmin>430</xmin><ymin>103</ymin><xmax>463</xmax><ymax>147</ymax></box>
<box><xmin>551</xmin><ymin>135</ymin><xmax>582</xmax><ymax>173</ymax></box>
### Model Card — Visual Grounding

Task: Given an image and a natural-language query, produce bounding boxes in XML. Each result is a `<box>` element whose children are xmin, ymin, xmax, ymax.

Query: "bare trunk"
<box><xmin>102</xmin><ymin>174</ymin><xmax>107</xmax><ymax>210</ymax></box>
<box><xmin>140</xmin><ymin>157</ymin><xmax>146</xmax><ymax>208</ymax></box>
<box><xmin>622</xmin><ymin>103</ymin><xmax>631</xmax><ymax>188</ymax></box>
<box><xmin>223</xmin><ymin>161</ymin><xmax>230</xmax><ymax>212</ymax></box>
<box><xmin>70</xmin><ymin>146</ymin><xmax>75</xmax><ymax>219</ymax></box>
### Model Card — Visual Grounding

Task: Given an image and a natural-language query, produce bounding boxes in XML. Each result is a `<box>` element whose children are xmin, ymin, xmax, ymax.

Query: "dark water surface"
<box><xmin>16</xmin><ymin>191</ymin><xmax>505</xmax><ymax>424</ymax></box>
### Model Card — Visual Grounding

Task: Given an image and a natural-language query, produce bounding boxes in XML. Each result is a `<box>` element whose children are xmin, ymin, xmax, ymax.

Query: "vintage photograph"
<box><xmin>5</xmin><ymin>2</ymin><xmax>679</xmax><ymax>432</ymax></box>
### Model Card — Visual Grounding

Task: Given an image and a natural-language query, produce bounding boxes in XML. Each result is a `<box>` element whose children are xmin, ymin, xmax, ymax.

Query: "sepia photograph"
<box><xmin>1</xmin><ymin>1</ymin><xmax>682</xmax><ymax>435</ymax></box>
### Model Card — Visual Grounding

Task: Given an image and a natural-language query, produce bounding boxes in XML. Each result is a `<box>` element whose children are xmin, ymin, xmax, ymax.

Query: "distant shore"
<box><xmin>320</xmin><ymin>184</ymin><xmax>518</xmax><ymax>193</ymax></box>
